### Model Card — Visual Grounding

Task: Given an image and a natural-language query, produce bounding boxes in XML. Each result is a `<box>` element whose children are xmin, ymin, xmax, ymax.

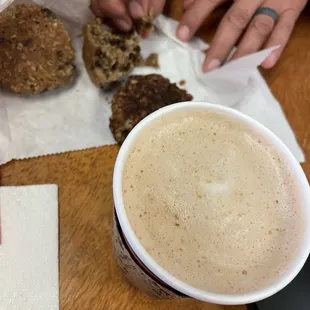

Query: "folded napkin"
<box><xmin>0</xmin><ymin>0</ymin><xmax>14</xmax><ymax>12</ymax></box>
<box><xmin>0</xmin><ymin>185</ymin><xmax>59</xmax><ymax>310</ymax></box>
<box><xmin>0</xmin><ymin>0</ymin><xmax>304</xmax><ymax>164</ymax></box>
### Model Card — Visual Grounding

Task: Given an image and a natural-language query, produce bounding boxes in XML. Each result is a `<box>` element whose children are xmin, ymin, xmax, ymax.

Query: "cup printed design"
<box><xmin>112</xmin><ymin>210</ymin><xmax>186</xmax><ymax>299</ymax></box>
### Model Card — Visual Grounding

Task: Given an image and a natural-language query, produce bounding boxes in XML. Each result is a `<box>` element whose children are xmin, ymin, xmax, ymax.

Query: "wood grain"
<box><xmin>0</xmin><ymin>147</ymin><xmax>244</xmax><ymax>310</ymax></box>
<box><xmin>1</xmin><ymin>1</ymin><xmax>310</xmax><ymax>309</ymax></box>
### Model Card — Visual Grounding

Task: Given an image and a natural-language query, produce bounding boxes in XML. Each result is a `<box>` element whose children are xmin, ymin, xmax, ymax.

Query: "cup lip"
<box><xmin>113</xmin><ymin>101</ymin><xmax>310</xmax><ymax>305</ymax></box>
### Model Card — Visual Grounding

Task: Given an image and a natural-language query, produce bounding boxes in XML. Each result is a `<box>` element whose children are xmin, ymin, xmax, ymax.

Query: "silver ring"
<box><xmin>254</xmin><ymin>7</ymin><xmax>279</xmax><ymax>23</ymax></box>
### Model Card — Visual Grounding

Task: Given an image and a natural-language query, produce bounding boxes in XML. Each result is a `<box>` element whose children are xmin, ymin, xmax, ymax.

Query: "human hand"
<box><xmin>177</xmin><ymin>0</ymin><xmax>307</xmax><ymax>71</ymax></box>
<box><xmin>90</xmin><ymin>0</ymin><xmax>166</xmax><ymax>32</ymax></box>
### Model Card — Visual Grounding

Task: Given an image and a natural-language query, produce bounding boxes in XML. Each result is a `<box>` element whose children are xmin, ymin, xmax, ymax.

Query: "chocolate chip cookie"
<box><xmin>83</xmin><ymin>18</ymin><xmax>141</xmax><ymax>87</ymax></box>
<box><xmin>110</xmin><ymin>74</ymin><xmax>193</xmax><ymax>144</ymax></box>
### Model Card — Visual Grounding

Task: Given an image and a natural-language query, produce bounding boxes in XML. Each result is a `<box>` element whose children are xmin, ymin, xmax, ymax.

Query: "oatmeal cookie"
<box><xmin>0</xmin><ymin>4</ymin><xmax>75</xmax><ymax>95</ymax></box>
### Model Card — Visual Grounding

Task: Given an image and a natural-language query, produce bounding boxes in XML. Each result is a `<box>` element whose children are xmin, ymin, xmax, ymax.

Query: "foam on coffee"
<box><xmin>122</xmin><ymin>109</ymin><xmax>304</xmax><ymax>294</ymax></box>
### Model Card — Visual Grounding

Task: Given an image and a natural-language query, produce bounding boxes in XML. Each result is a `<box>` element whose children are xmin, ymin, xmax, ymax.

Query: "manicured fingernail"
<box><xmin>177</xmin><ymin>25</ymin><xmax>190</xmax><ymax>41</ymax></box>
<box><xmin>262</xmin><ymin>53</ymin><xmax>277</xmax><ymax>69</ymax></box>
<box><xmin>204</xmin><ymin>59</ymin><xmax>221</xmax><ymax>72</ymax></box>
<box><xmin>129</xmin><ymin>1</ymin><xmax>144</xmax><ymax>19</ymax></box>
<box><xmin>115</xmin><ymin>19</ymin><xmax>132</xmax><ymax>31</ymax></box>
<box><xmin>184</xmin><ymin>0</ymin><xmax>195</xmax><ymax>9</ymax></box>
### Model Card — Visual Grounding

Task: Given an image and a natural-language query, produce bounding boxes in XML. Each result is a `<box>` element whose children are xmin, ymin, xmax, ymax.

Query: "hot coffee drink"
<box><xmin>122</xmin><ymin>109</ymin><xmax>304</xmax><ymax>294</ymax></box>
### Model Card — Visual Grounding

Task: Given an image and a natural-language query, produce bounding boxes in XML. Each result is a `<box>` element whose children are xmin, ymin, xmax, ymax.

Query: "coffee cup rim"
<box><xmin>113</xmin><ymin>101</ymin><xmax>310</xmax><ymax>305</ymax></box>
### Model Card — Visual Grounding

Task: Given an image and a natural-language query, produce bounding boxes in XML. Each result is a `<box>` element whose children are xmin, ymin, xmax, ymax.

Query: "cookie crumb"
<box><xmin>136</xmin><ymin>53</ymin><xmax>159</xmax><ymax>69</ymax></box>
<box><xmin>134</xmin><ymin>9</ymin><xmax>154</xmax><ymax>37</ymax></box>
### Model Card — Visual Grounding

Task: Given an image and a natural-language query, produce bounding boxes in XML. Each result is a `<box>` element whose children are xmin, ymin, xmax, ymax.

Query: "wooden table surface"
<box><xmin>1</xmin><ymin>1</ymin><xmax>310</xmax><ymax>310</ymax></box>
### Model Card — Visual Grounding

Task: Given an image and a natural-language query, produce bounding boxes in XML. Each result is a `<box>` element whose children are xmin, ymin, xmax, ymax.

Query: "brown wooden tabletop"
<box><xmin>1</xmin><ymin>1</ymin><xmax>310</xmax><ymax>310</ymax></box>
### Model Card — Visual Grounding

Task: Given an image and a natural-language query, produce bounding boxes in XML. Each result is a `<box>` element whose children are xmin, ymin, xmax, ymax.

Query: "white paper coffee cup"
<box><xmin>112</xmin><ymin>102</ymin><xmax>310</xmax><ymax>305</ymax></box>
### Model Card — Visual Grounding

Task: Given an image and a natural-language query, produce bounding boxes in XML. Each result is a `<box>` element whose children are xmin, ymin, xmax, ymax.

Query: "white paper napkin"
<box><xmin>0</xmin><ymin>0</ymin><xmax>304</xmax><ymax>164</ymax></box>
<box><xmin>151</xmin><ymin>15</ymin><xmax>305</xmax><ymax>162</ymax></box>
<box><xmin>0</xmin><ymin>0</ymin><xmax>14</xmax><ymax>12</ymax></box>
<box><xmin>0</xmin><ymin>185</ymin><xmax>59</xmax><ymax>310</ymax></box>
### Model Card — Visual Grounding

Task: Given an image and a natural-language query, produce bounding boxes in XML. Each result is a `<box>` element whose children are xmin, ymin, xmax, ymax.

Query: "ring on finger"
<box><xmin>254</xmin><ymin>7</ymin><xmax>279</xmax><ymax>23</ymax></box>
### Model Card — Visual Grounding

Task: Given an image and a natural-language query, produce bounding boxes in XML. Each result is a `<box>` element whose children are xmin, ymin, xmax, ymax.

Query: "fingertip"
<box><xmin>184</xmin><ymin>0</ymin><xmax>195</xmax><ymax>10</ymax></box>
<box><xmin>202</xmin><ymin>58</ymin><xmax>208</xmax><ymax>73</ymax></box>
<box><xmin>202</xmin><ymin>63</ymin><xmax>208</xmax><ymax>73</ymax></box>
<box><xmin>261</xmin><ymin>53</ymin><xmax>278</xmax><ymax>69</ymax></box>
<box><xmin>177</xmin><ymin>25</ymin><xmax>190</xmax><ymax>41</ymax></box>
<box><xmin>114</xmin><ymin>18</ymin><xmax>133</xmax><ymax>31</ymax></box>
<box><xmin>203</xmin><ymin>58</ymin><xmax>221</xmax><ymax>72</ymax></box>
<box><xmin>89</xmin><ymin>0</ymin><xmax>103</xmax><ymax>17</ymax></box>
<box><xmin>129</xmin><ymin>1</ymin><xmax>144</xmax><ymax>20</ymax></box>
